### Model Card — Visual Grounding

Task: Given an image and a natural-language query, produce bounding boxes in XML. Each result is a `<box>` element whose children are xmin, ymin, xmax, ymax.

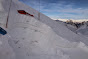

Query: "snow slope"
<box><xmin>0</xmin><ymin>0</ymin><xmax>88</xmax><ymax>59</ymax></box>
<box><xmin>76</xmin><ymin>25</ymin><xmax>88</xmax><ymax>37</ymax></box>
<box><xmin>66</xmin><ymin>24</ymin><xmax>77</xmax><ymax>32</ymax></box>
<box><xmin>7</xmin><ymin>0</ymin><xmax>88</xmax><ymax>44</ymax></box>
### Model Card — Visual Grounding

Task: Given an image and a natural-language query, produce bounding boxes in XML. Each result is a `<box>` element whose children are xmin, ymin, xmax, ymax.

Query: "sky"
<box><xmin>19</xmin><ymin>0</ymin><xmax>88</xmax><ymax>20</ymax></box>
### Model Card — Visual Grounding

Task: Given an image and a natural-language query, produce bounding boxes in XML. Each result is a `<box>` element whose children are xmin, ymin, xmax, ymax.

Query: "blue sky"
<box><xmin>19</xmin><ymin>0</ymin><xmax>88</xmax><ymax>20</ymax></box>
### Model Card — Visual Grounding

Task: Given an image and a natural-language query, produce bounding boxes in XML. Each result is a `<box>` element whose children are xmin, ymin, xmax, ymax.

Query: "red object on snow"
<box><xmin>18</xmin><ymin>10</ymin><xmax>34</xmax><ymax>17</ymax></box>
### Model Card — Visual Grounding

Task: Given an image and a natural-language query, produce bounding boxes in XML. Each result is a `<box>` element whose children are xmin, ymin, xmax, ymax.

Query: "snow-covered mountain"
<box><xmin>76</xmin><ymin>24</ymin><xmax>88</xmax><ymax>37</ymax></box>
<box><xmin>64</xmin><ymin>20</ymin><xmax>88</xmax><ymax>37</ymax></box>
<box><xmin>0</xmin><ymin>0</ymin><xmax>88</xmax><ymax>59</ymax></box>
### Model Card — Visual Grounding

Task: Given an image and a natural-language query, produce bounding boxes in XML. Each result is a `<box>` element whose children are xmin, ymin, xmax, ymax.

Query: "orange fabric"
<box><xmin>17</xmin><ymin>10</ymin><xmax>34</xmax><ymax>17</ymax></box>
<box><xmin>18</xmin><ymin>10</ymin><xmax>26</xmax><ymax>15</ymax></box>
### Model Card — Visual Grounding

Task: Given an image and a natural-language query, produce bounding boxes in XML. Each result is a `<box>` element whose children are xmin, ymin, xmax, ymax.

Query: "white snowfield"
<box><xmin>0</xmin><ymin>0</ymin><xmax>88</xmax><ymax>59</ymax></box>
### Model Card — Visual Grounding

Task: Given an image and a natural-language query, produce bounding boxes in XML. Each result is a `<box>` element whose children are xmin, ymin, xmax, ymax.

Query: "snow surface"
<box><xmin>76</xmin><ymin>25</ymin><xmax>88</xmax><ymax>37</ymax></box>
<box><xmin>0</xmin><ymin>0</ymin><xmax>88</xmax><ymax>59</ymax></box>
<box><xmin>65</xmin><ymin>24</ymin><xmax>77</xmax><ymax>33</ymax></box>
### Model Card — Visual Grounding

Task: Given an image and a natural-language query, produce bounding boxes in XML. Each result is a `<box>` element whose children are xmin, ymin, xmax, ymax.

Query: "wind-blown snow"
<box><xmin>0</xmin><ymin>0</ymin><xmax>88</xmax><ymax>59</ymax></box>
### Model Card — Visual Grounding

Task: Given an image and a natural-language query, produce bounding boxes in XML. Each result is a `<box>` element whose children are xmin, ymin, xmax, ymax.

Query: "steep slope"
<box><xmin>0</xmin><ymin>0</ymin><xmax>88</xmax><ymax>59</ymax></box>
<box><xmin>66</xmin><ymin>24</ymin><xmax>77</xmax><ymax>32</ymax></box>
<box><xmin>8</xmin><ymin>0</ymin><xmax>88</xmax><ymax>45</ymax></box>
<box><xmin>8</xmin><ymin>15</ymin><xmax>78</xmax><ymax>59</ymax></box>
<box><xmin>76</xmin><ymin>25</ymin><xmax>88</xmax><ymax>36</ymax></box>
<box><xmin>0</xmin><ymin>0</ymin><xmax>16</xmax><ymax>59</ymax></box>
